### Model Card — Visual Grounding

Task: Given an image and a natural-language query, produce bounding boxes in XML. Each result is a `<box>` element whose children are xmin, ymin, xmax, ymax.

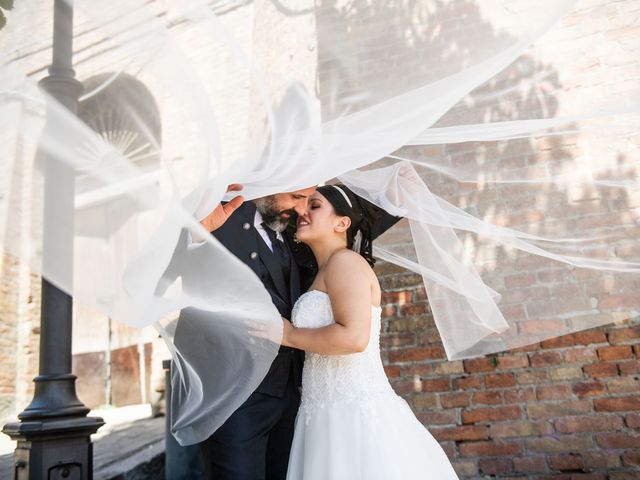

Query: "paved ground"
<box><xmin>1</xmin><ymin>404</ymin><xmax>165</xmax><ymax>479</ymax></box>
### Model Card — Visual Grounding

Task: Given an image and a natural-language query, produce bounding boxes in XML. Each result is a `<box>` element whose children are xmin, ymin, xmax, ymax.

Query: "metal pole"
<box><xmin>2</xmin><ymin>1</ymin><xmax>104</xmax><ymax>478</ymax></box>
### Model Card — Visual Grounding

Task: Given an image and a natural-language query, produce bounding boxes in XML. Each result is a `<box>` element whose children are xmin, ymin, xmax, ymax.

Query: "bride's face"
<box><xmin>296</xmin><ymin>192</ymin><xmax>350</xmax><ymax>244</ymax></box>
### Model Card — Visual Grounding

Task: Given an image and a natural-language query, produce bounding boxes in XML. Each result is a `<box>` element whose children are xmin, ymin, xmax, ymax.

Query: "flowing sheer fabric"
<box><xmin>1</xmin><ymin>0</ymin><xmax>639</xmax><ymax>444</ymax></box>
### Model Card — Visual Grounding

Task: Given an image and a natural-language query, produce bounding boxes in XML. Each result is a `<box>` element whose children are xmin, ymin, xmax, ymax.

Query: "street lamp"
<box><xmin>2</xmin><ymin>1</ymin><xmax>104</xmax><ymax>478</ymax></box>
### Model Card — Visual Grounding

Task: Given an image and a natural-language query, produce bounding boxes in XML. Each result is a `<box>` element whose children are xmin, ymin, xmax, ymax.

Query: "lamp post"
<box><xmin>2</xmin><ymin>1</ymin><xmax>104</xmax><ymax>478</ymax></box>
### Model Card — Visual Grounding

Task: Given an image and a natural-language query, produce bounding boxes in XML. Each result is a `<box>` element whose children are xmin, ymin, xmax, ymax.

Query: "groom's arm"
<box><xmin>157</xmin><ymin>184</ymin><xmax>244</xmax><ymax>295</ymax></box>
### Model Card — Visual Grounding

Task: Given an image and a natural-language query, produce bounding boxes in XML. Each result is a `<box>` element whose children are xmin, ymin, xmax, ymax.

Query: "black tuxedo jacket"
<box><xmin>211</xmin><ymin>202</ymin><xmax>316</xmax><ymax>397</ymax></box>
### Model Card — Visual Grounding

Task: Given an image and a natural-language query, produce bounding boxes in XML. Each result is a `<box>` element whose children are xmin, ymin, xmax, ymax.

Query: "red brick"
<box><xmin>380</xmin><ymin>305</ymin><xmax>396</xmax><ymax>319</ymax></box>
<box><xmin>536</xmin><ymin>384</ymin><xmax>572</xmax><ymax>401</ymax></box>
<box><xmin>572</xmin><ymin>381</ymin><xmax>606</xmax><ymax>397</ymax></box>
<box><xmin>383</xmin><ymin>365</ymin><xmax>401</xmax><ymax>378</ymax></box>
<box><xmin>418</xmin><ymin>330</ymin><xmax>442</xmax><ymax>345</ymax></box>
<box><xmin>548</xmin><ymin>454</ymin><xmax>583</xmax><ymax>471</ymax></box>
<box><xmin>401</xmin><ymin>363</ymin><xmax>435</xmax><ymax>378</ymax></box>
<box><xmin>413</xmin><ymin>393</ymin><xmax>438</xmax><ymax>409</ymax></box>
<box><xmin>479</xmin><ymin>458</ymin><xmax>513</xmax><ymax>475</ymax></box>
<box><xmin>511</xmin><ymin>343</ymin><xmax>541</xmax><ymax>353</ymax></box>
<box><xmin>598</xmin><ymin>293</ymin><xmax>638</xmax><ymax>310</ymax></box>
<box><xmin>526</xmin><ymin>435</ymin><xmax>593</xmax><ymax>452</ymax></box>
<box><xmin>388</xmin><ymin>346</ymin><xmax>445</xmax><ymax>363</ymax></box>
<box><xmin>381</xmin><ymin>332</ymin><xmax>415</xmax><ymax>348</ymax></box>
<box><xmin>422</xmin><ymin>378</ymin><xmax>450</xmax><ymax>392</ymax></box>
<box><xmin>555</xmin><ymin>415</ymin><xmax>624</xmax><ymax>433</ymax></box>
<box><xmin>472</xmin><ymin>390</ymin><xmax>502</xmax><ymax>405</ymax></box>
<box><xmin>497</xmin><ymin>354</ymin><xmax>529</xmax><ymax>370</ymax></box>
<box><xmin>462</xmin><ymin>406</ymin><xmax>522</xmax><ymax>424</ymax></box>
<box><xmin>464</xmin><ymin>357</ymin><xmax>496</xmax><ymax>373</ymax></box>
<box><xmin>606</xmin><ymin>377</ymin><xmax>640</xmax><ymax>394</ymax></box>
<box><xmin>440</xmin><ymin>392</ymin><xmax>469</xmax><ymax>408</ymax></box>
<box><xmin>618</xmin><ymin>361</ymin><xmax>640</xmax><ymax>375</ymax></box>
<box><xmin>391</xmin><ymin>380</ymin><xmax>415</xmax><ymax>394</ymax></box>
<box><xmin>622</xmin><ymin>451</ymin><xmax>640</xmax><ymax>467</ymax></box>
<box><xmin>583</xmin><ymin>452</ymin><xmax>622</xmax><ymax>469</ymax></box>
<box><xmin>399</xmin><ymin>302</ymin><xmax>430</xmax><ymax>316</ymax></box>
<box><xmin>414</xmin><ymin>287</ymin><xmax>427</xmax><ymax>301</ymax></box>
<box><xmin>451</xmin><ymin>460</ymin><xmax>477</xmax><ymax>477</ymax></box>
<box><xmin>517</xmin><ymin>370</ymin><xmax>548</xmax><ymax>385</ymax></box>
<box><xmin>541</xmin><ymin>335</ymin><xmax>576</xmax><ymax>349</ymax></box>
<box><xmin>609</xmin><ymin>472</ymin><xmax>640</xmax><ymax>480</ymax></box>
<box><xmin>583</xmin><ymin>362</ymin><xmax>618</xmax><ymax>378</ymax></box>
<box><xmin>431</xmin><ymin>425</ymin><xmax>488</xmax><ymax>441</ymax></box>
<box><xmin>433</xmin><ymin>361</ymin><xmax>464</xmax><ymax>375</ymax></box>
<box><xmin>608</xmin><ymin>325</ymin><xmax>640</xmax><ymax>344</ymax></box>
<box><xmin>513</xmin><ymin>456</ymin><xmax>547</xmax><ymax>473</ymax></box>
<box><xmin>459</xmin><ymin>440</ymin><xmax>522</xmax><ymax>457</ymax></box>
<box><xmin>381</xmin><ymin>290</ymin><xmax>413</xmax><ymax>305</ymax></box>
<box><xmin>440</xmin><ymin>441</ymin><xmax>455</xmax><ymax>459</ymax></box>
<box><xmin>486</xmin><ymin>373</ymin><xmax>516</xmax><ymax>388</ymax></box>
<box><xmin>453</xmin><ymin>375</ymin><xmax>483</xmax><ymax>390</ymax></box>
<box><xmin>543</xmin><ymin>475</ymin><xmax>606</xmax><ymax>480</ymax></box>
<box><xmin>573</xmin><ymin>330</ymin><xmax>607</xmax><ymax>345</ymax></box>
<box><xmin>596</xmin><ymin>432</ymin><xmax>640</xmax><ymax>449</ymax></box>
<box><xmin>489</xmin><ymin>421</ymin><xmax>553</xmax><ymax>438</ymax></box>
<box><xmin>550</xmin><ymin>366</ymin><xmax>583</xmax><ymax>381</ymax></box>
<box><xmin>505</xmin><ymin>273</ymin><xmax>536</xmax><ymax>288</ymax></box>
<box><xmin>527</xmin><ymin>400</ymin><xmax>592</xmax><ymax>419</ymax></box>
<box><xmin>503</xmin><ymin>387</ymin><xmax>536</xmax><ymax>404</ymax></box>
<box><xmin>598</xmin><ymin>345</ymin><xmax>633</xmax><ymax>361</ymax></box>
<box><xmin>594</xmin><ymin>396</ymin><xmax>640</xmax><ymax>412</ymax></box>
<box><xmin>417</xmin><ymin>410</ymin><xmax>456</xmax><ymax>425</ymax></box>
<box><xmin>626</xmin><ymin>413</ymin><xmax>640</xmax><ymax>428</ymax></box>
<box><xmin>563</xmin><ymin>347</ymin><xmax>598</xmax><ymax>364</ymax></box>
<box><xmin>530</xmin><ymin>351</ymin><xmax>564</xmax><ymax>367</ymax></box>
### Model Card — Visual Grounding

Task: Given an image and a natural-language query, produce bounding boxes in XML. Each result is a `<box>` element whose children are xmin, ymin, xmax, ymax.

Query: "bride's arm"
<box><xmin>282</xmin><ymin>250</ymin><xmax>373</xmax><ymax>355</ymax></box>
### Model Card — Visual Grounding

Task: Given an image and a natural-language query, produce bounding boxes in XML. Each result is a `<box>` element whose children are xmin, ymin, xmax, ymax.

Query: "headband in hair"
<box><xmin>332</xmin><ymin>185</ymin><xmax>353</xmax><ymax>208</ymax></box>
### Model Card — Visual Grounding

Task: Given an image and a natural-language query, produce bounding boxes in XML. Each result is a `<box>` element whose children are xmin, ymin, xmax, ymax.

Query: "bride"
<box><xmin>280</xmin><ymin>185</ymin><xmax>459</xmax><ymax>480</ymax></box>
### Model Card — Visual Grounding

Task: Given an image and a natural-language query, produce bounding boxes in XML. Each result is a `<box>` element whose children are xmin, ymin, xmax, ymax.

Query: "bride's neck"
<box><xmin>308</xmin><ymin>237</ymin><xmax>347</xmax><ymax>270</ymax></box>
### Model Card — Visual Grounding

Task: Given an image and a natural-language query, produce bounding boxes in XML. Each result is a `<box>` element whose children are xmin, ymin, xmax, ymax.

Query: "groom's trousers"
<box><xmin>199</xmin><ymin>360</ymin><xmax>301</xmax><ymax>480</ymax></box>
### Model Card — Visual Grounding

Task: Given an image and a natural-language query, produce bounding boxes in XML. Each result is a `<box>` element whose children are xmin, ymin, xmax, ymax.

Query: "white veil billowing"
<box><xmin>1</xmin><ymin>0</ymin><xmax>639</xmax><ymax>444</ymax></box>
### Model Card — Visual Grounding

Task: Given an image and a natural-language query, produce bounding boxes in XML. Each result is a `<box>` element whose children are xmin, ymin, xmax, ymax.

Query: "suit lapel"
<box><xmin>284</xmin><ymin>236</ymin><xmax>301</xmax><ymax>303</ymax></box>
<box><xmin>256</xmin><ymin>233</ymin><xmax>289</xmax><ymax>304</ymax></box>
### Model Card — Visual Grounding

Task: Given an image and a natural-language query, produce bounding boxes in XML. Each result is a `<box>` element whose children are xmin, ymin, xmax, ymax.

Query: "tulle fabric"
<box><xmin>0</xmin><ymin>0</ymin><xmax>639</xmax><ymax>444</ymax></box>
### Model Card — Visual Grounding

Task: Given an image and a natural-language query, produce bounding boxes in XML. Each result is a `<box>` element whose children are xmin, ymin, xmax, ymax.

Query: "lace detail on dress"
<box><xmin>292</xmin><ymin>290</ymin><xmax>395</xmax><ymax>425</ymax></box>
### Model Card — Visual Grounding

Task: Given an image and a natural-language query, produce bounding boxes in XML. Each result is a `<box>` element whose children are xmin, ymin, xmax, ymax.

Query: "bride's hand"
<box><xmin>281</xmin><ymin>317</ymin><xmax>295</xmax><ymax>347</ymax></box>
<box><xmin>246</xmin><ymin>316</ymin><xmax>295</xmax><ymax>346</ymax></box>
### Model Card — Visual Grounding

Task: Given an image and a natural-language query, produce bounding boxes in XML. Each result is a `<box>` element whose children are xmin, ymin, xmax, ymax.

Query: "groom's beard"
<box><xmin>255</xmin><ymin>196</ymin><xmax>296</xmax><ymax>233</ymax></box>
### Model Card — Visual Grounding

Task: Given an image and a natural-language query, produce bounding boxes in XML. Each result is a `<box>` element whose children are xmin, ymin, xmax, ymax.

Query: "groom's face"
<box><xmin>256</xmin><ymin>187</ymin><xmax>316</xmax><ymax>232</ymax></box>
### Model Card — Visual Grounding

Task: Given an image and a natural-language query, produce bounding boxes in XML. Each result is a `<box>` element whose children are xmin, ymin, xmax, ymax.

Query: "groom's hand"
<box><xmin>200</xmin><ymin>184</ymin><xmax>244</xmax><ymax>232</ymax></box>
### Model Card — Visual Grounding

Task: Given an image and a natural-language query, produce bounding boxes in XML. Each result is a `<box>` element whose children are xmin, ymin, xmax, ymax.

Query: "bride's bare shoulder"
<box><xmin>325</xmin><ymin>249</ymin><xmax>371</xmax><ymax>277</ymax></box>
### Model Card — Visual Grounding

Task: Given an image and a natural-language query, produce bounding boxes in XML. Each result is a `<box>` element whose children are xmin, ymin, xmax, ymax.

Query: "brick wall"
<box><xmin>313</xmin><ymin>1</ymin><xmax>640</xmax><ymax>476</ymax></box>
<box><xmin>377</xmin><ymin>260</ymin><xmax>640</xmax><ymax>479</ymax></box>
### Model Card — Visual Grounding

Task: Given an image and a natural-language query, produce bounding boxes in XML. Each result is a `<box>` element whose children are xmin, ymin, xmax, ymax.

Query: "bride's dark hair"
<box><xmin>316</xmin><ymin>184</ymin><xmax>380</xmax><ymax>268</ymax></box>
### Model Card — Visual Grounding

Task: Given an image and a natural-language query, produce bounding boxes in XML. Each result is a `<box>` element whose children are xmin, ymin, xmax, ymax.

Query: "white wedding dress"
<box><xmin>286</xmin><ymin>290</ymin><xmax>459</xmax><ymax>480</ymax></box>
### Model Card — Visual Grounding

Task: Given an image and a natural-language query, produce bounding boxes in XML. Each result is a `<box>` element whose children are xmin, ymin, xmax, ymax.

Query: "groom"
<box><xmin>192</xmin><ymin>186</ymin><xmax>317</xmax><ymax>480</ymax></box>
